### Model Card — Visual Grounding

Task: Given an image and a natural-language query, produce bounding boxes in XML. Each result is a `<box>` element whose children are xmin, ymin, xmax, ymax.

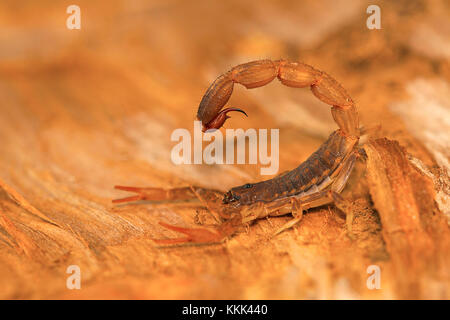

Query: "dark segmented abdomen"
<box><xmin>225</xmin><ymin>130</ymin><xmax>358</xmax><ymax>205</ymax></box>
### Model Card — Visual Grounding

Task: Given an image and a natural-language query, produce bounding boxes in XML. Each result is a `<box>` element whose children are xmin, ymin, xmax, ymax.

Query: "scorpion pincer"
<box><xmin>114</xmin><ymin>59</ymin><xmax>361</xmax><ymax>245</ymax></box>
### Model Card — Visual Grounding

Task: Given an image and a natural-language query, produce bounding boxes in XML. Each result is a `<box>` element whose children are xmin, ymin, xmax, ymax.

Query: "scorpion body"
<box><xmin>114</xmin><ymin>59</ymin><xmax>361</xmax><ymax>245</ymax></box>
<box><xmin>224</xmin><ymin>130</ymin><xmax>358</xmax><ymax>205</ymax></box>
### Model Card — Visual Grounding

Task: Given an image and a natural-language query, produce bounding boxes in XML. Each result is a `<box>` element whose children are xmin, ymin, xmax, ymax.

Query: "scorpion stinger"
<box><xmin>114</xmin><ymin>59</ymin><xmax>360</xmax><ymax>246</ymax></box>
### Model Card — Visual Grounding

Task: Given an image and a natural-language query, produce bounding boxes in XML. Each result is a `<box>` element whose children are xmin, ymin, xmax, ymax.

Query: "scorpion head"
<box><xmin>223</xmin><ymin>183</ymin><xmax>254</xmax><ymax>204</ymax></box>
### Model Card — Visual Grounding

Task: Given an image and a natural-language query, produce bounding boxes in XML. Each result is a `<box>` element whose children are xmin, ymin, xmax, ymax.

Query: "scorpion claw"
<box><xmin>202</xmin><ymin>107</ymin><xmax>248</xmax><ymax>132</ymax></box>
<box><xmin>113</xmin><ymin>185</ymin><xmax>196</xmax><ymax>203</ymax></box>
<box><xmin>153</xmin><ymin>221</ymin><xmax>224</xmax><ymax>244</ymax></box>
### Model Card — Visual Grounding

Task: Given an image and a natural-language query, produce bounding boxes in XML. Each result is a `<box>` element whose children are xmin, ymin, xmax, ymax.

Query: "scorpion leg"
<box><xmin>272</xmin><ymin>198</ymin><xmax>303</xmax><ymax>236</ymax></box>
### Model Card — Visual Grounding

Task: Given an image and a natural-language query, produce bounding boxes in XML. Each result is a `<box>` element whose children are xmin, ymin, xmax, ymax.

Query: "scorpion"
<box><xmin>113</xmin><ymin>59</ymin><xmax>362</xmax><ymax>245</ymax></box>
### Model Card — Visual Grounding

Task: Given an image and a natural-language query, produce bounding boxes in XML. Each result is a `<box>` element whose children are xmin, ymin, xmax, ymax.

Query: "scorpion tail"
<box><xmin>152</xmin><ymin>221</ymin><xmax>225</xmax><ymax>245</ymax></box>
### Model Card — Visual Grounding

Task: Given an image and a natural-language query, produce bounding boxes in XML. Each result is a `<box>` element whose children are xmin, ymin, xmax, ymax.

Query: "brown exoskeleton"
<box><xmin>113</xmin><ymin>59</ymin><xmax>361</xmax><ymax>245</ymax></box>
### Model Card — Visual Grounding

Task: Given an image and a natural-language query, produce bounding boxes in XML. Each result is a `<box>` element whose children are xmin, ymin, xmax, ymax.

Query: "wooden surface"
<box><xmin>0</xmin><ymin>0</ymin><xmax>449</xmax><ymax>299</ymax></box>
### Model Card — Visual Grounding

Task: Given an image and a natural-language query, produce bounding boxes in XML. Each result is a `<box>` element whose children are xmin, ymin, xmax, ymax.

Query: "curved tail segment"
<box><xmin>196</xmin><ymin>59</ymin><xmax>359</xmax><ymax>138</ymax></box>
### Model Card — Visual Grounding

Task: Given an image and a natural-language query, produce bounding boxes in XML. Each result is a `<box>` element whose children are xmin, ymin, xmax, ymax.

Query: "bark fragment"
<box><xmin>364</xmin><ymin>138</ymin><xmax>450</xmax><ymax>299</ymax></box>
